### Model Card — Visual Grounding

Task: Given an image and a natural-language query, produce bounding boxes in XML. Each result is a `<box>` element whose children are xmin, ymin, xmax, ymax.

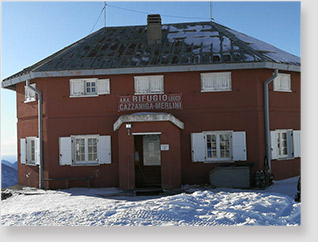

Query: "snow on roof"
<box><xmin>3</xmin><ymin>21</ymin><xmax>300</xmax><ymax>83</ymax></box>
<box><xmin>226</xmin><ymin>27</ymin><xmax>300</xmax><ymax>65</ymax></box>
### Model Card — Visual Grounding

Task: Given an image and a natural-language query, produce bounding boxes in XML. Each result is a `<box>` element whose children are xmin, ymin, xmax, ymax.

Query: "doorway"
<box><xmin>134</xmin><ymin>134</ymin><xmax>161</xmax><ymax>188</ymax></box>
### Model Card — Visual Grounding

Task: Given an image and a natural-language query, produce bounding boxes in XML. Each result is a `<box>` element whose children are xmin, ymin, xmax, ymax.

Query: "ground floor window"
<box><xmin>271</xmin><ymin>129</ymin><xmax>301</xmax><ymax>159</ymax></box>
<box><xmin>191</xmin><ymin>130</ymin><xmax>246</xmax><ymax>163</ymax></box>
<box><xmin>59</xmin><ymin>135</ymin><xmax>111</xmax><ymax>166</ymax></box>
<box><xmin>206</xmin><ymin>131</ymin><xmax>232</xmax><ymax>161</ymax></box>
<box><xmin>20</xmin><ymin>137</ymin><xmax>39</xmax><ymax>165</ymax></box>
<box><xmin>74</xmin><ymin>136</ymin><xmax>98</xmax><ymax>164</ymax></box>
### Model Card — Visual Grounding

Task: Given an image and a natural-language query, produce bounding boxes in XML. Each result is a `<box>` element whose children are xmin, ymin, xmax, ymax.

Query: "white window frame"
<box><xmin>70</xmin><ymin>78</ymin><xmax>110</xmax><ymax>97</ymax></box>
<box><xmin>203</xmin><ymin>131</ymin><xmax>233</xmax><ymax>162</ymax></box>
<box><xmin>72</xmin><ymin>135</ymin><xmax>100</xmax><ymax>165</ymax></box>
<box><xmin>27</xmin><ymin>137</ymin><xmax>37</xmax><ymax>165</ymax></box>
<box><xmin>272</xmin><ymin>129</ymin><xmax>294</xmax><ymax>160</ymax></box>
<box><xmin>21</xmin><ymin>137</ymin><xmax>39</xmax><ymax>166</ymax></box>
<box><xmin>200</xmin><ymin>72</ymin><xmax>232</xmax><ymax>92</ymax></box>
<box><xmin>85</xmin><ymin>79</ymin><xmax>97</xmax><ymax>95</ymax></box>
<box><xmin>191</xmin><ymin>131</ymin><xmax>247</xmax><ymax>163</ymax></box>
<box><xmin>24</xmin><ymin>83</ymin><xmax>37</xmax><ymax>103</ymax></box>
<box><xmin>134</xmin><ymin>75</ymin><xmax>164</xmax><ymax>95</ymax></box>
<box><xmin>273</xmin><ymin>73</ymin><xmax>291</xmax><ymax>92</ymax></box>
<box><xmin>59</xmin><ymin>135</ymin><xmax>111</xmax><ymax>166</ymax></box>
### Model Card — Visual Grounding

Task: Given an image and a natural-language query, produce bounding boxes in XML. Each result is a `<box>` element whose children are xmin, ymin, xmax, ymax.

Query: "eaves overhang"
<box><xmin>1</xmin><ymin>61</ymin><xmax>301</xmax><ymax>90</ymax></box>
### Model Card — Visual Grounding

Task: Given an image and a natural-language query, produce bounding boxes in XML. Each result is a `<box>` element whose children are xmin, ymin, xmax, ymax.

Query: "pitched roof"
<box><xmin>2</xmin><ymin>21</ymin><xmax>300</xmax><ymax>86</ymax></box>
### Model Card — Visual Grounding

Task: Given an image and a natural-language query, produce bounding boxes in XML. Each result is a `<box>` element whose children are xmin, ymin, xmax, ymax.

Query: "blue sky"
<box><xmin>0</xmin><ymin>1</ymin><xmax>301</xmax><ymax>158</ymax></box>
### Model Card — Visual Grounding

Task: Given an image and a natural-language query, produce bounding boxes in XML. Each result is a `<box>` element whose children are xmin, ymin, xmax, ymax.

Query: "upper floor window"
<box><xmin>85</xmin><ymin>80</ymin><xmax>97</xmax><ymax>95</ymax></box>
<box><xmin>134</xmin><ymin>75</ymin><xmax>164</xmax><ymax>94</ymax></box>
<box><xmin>201</xmin><ymin>72</ymin><xmax>232</xmax><ymax>92</ymax></box>
<box><xmin>273</xmin><ymin>73</ymin><xmax>291</xmax><ymax>92</ymax></box>
<box><xmin>70</xmin><ymin>78</ymin><xmax>110</xmax><ymax>97</ymax></box>
<box><xmin>24</xmin><ymin>84</ymin><xmax>36</xmax><ymax>102</ymax></box>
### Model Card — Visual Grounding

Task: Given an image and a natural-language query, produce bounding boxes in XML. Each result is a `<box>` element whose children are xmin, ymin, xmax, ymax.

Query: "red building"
<box><xmin>2</xmin><ymin>15</ymin><xmax>300</xmax><ymax>190</ymax></box>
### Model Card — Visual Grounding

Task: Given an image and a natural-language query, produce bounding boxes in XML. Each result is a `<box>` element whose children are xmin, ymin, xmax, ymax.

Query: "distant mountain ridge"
<box><xmin>2</xmin><ymin>160</ymin><xmax>17</xmax><ymax>170</ymax></box>
<box><xmin>1</xmin><ymin>161</ymin><xmax>18</xmax><ymax>189</ymax></box>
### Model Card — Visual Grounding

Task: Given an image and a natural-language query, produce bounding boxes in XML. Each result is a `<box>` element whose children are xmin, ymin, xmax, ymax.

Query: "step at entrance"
<box><xmin>135</xmin><ymin>185</ymin><xmax>163</xmax><ymax>196</ymax></box>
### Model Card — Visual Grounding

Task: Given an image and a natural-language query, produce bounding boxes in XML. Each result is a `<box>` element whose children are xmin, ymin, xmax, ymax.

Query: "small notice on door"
<box><xmin>160</xmin><ymin>144</ymin><xmax>169</xmax><ymax>151</ymax></box>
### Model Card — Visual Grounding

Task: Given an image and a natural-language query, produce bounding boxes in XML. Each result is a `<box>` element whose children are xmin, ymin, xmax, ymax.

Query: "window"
<box><xmin>273</xmin><ymin>73</ymin><xmax>291</xmax><ymax>92</ymax></box>
<box><xmin>25</xmin><ymin>84</ymin><xmax>36</xmax><ymax>102</ymax></box>
<box><xmin>206</xmin><ymin>132</ymin><xmax>232</xmax><ymax>161</ymax></box>
<box><xmin>271</xmin><ymin>129</ymin><xmax>301</xmax><ymax>159</ymax></box>
<box><xmin>134</xmin><ymin>75</ymin><xmax>164</xmax><ymax>94</ymax></box>
<box><xmin>201</xmin><ymin>72</ymin><xmax>231</xmax><ymax>92</ymax></box>
<box><xmin>20</xmin><ymin>137</ymin><xmax>39</xmax><ymax>165</ymax></box>
<box><xmin>70</xmin><ymin>78</ymin><xmax>110</xmax><ymax>97</ymax></box>
<box><xmin>85</xmin><ymin>80</ymin><xmax>97</xmax><ymax>95</ymax></box>
<box><xmin>277</xmin><ymin>130</ymin><xmax>289</xmax><ymax>158</ymax></box>
<box><xmin>191</xmin><ymin>131</ymin><xmax>246</xmax><ymax>162</ymax></box>
<box><xmin>30</xmin><ymin>139</ymin><xmax>36</xmax><ymax>163</ymax></box>
<box><xmin>73</xmin><ymin>135</ymin><xmax>99</xmax><ymax>164</ymax></box>
<box><xmin>59</xmin><ymin>135</ymin><xmax>111</xmax><ymax>166</ymax></box>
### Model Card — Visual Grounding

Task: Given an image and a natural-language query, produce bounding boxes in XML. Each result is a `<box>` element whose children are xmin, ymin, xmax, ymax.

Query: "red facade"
<box><xmin>16</xmin><ymin>69</ymin><xmax>300</xmax><ymax>189</ymax></box>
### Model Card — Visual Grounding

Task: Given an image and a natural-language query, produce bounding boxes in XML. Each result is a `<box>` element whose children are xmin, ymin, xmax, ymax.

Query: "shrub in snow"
<box><xmin>255</xmin><ymin>170</ymin><xmax>273</xmax><ymax>189</ymax></box>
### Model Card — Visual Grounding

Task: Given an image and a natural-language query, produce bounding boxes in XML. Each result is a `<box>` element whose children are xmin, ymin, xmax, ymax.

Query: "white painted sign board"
<box><xmin>160</xmin><ymin>144</ymin><xmax>169</xmax><ymax>151</ymax></box>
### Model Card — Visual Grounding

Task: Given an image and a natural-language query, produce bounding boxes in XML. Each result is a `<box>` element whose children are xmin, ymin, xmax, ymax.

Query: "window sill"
<box><xmin>275</xmin><ymin>157</ymin><xmax>296</xmax><ymax>161</ymax></box>
<box><xmin>273</xmin><ymin>89</ymin><xmax>292</xmax><ymax>93</ymax></box>
<box><xmin>134</xmin><ymin>92</ymin><xmax>164</xmax><ymax>95</ymax></box>
<box><xmin>24</xmin><ymin>99</ymin><xmax>36</xmax><ymax>103</ymax></box>
<box><xmin>200</xmin><ymin>89</ymin><xmax>232</xmax><ymax>93</ymax></box>
<box><xmin>203</xmin><ymin>160</ymin><xmax>234</xmax><ymax>164</ymax></box>
<box><xmin>24</xmin><ymin>163</ymin><xmax>38</xmax><ymax>166</ymax></box>
<box><xmin>71</xmin><ymin>162</ymin><xmax>100</xmax><ymax>167</ymax></box>
<box><xmin>70</xmin><ymin>94</ymin><xmax>99</xmax><ymax>98</ymax></box>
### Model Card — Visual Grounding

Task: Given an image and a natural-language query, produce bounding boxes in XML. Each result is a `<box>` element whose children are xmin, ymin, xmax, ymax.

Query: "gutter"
<box><xmin>264</xmin><ymin>69</ymin><xmax>278</xmax><ymax>172</ymax></box>
<box><xmin>26</xmin><ymin>80</ymin><xmax>43</xmax><ymax>189</ymax></box>
<box><xmin>2</xmin><ymin>62</ymin><xmax>300</xmax><ymax>90</ymax></box>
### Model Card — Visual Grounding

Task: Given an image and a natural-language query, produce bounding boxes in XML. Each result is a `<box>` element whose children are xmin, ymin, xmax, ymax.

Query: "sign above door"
<box><xmin>118</xmin><ymin>93</ymin><xmax>183</xmax><ymax>112</ymax></box>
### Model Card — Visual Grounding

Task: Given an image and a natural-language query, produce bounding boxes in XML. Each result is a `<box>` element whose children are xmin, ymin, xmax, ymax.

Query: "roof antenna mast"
<box><xmin>104</xmin><ymin>1</ymin><xmax>107</xmax><ymax>27</ymax></box>
<box><xmin>210</xmin><ymin>1</ymin><xmax>213</xmax><ymax>21</ymax></box>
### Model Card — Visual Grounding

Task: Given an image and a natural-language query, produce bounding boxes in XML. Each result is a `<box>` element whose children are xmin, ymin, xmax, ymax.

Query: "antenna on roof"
<box><xmin>210</xmin><ymin>1</ymin><xmax>213</xmax><ymax>21</ymax></box>
<box><xmin>104</xmin><ymin>1</ymin><xmax>107</xmax><ymax>27</ymax></box>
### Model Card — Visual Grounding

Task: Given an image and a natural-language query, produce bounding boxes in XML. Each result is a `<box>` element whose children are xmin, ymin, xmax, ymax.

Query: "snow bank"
<box><xmin>1</xmin><ymin>177</ymin><xmax>300</xmax><ymax>226</ymax></box>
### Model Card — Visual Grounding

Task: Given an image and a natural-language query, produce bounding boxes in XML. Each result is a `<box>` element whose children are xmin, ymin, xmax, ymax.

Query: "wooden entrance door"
<box><xmin>134</xmin><ymin>135</ymin><xmax>161</xmax><ymax>188</ymax></box>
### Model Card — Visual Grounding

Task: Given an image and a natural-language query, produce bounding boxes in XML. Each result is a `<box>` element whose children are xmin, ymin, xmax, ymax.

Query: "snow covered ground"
<box><xmin>1</xmin><ymin>177</ymin><xmax>300</xmax><ymax>226</ymax></box>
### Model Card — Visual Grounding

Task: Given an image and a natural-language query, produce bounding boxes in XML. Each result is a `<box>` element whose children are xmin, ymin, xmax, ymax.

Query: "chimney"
<box><xmin>147</xmin><ymin>14</ymin><xmax>162</xmax><ymax>45</ymax></box>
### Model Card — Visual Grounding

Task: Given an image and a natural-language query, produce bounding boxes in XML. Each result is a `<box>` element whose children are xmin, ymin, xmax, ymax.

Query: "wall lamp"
<box><xmin>126</xmin><ymin>123</ymin><xmax>132</xmax><ymax>135</ymax></box>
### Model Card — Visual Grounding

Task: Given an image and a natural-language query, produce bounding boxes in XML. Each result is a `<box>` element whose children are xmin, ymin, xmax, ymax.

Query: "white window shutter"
<box><xmin>281</xmin><ymin>75</ymin><xmax>291</xmax><ymax>90</ymax></box>
<box><xmin>232</xmin><ymin>131</ymin><xmax>247</xmax><ymax>161</ymax></box>
<box><xmin>35</xmin><ymin>137</ymin><xmax>40</xmax><ymax>165</ymax></box>
<box><xmin>29</xmin><ymin>84</ymin><xmax>36</xmax><ymax>100</ymax></box>
<box><xmin>271</xmin><ymin>131</ymin><xmax>278</xmax><ymax>160</ymax></box>
<box><xmin>135</xmin><ymin>77</ymin><xmax>149</xmax><ymax>94</ymax></box>
<box><xmin>70</xmin><ymin>79</ymin><xmax>84</xmax><ymax>96</ymax></box>
<box><xmin>98</xmin><ymin>135</ymin><xmax>111</xmax><ymax>164</ymax></box>
<box><xmin>25</xmin><ymin>84</ymin><xmax>36</xmax><ymax>101</ymax></box>
<box><xmin>191</xmin><ymin>133</ymin><xmax>205</xmax><ymax>162</ymax></box>
<box><xmin>293</xmin><ymin>130</ymin><xmax>301</xmax><ymax>158</ymax></box>
<box><xmin>273</xmin><ymin>75</ymin><xmax>280</xmax><ymax>91</ymax></box>
<box><xmin>20</xmin><ymin>138</ymin><xmax>26</xmax><ymax>164</ymax></box>
<box><xmin>149</xmin><ymin>76</ymin><xmax>163</xmax><ymax>92</ymax></box>
<box><xmin>97</xmin><ymin>79</ymin><xmax>110</xmax><ymax>95</ymax></box>
<box><xmin>59</xmin><ymin>137</ymin><xmax>72</xmax><ymax>165</ymax></box>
